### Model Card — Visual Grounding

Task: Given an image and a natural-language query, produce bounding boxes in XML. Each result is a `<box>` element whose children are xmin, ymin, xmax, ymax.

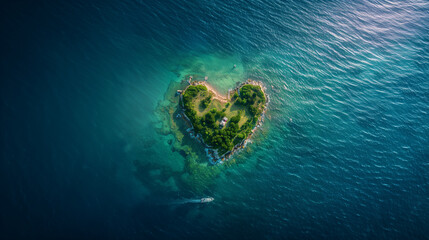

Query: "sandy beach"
<box><xmin>193</xmin><ymin>81</ymin><xmax>228</xmax><ymax>103</ymax></box>
<box><xmin>192</xmin><ymin>79</ymin><xmax>266</xmax><ymax>104</ymax></box>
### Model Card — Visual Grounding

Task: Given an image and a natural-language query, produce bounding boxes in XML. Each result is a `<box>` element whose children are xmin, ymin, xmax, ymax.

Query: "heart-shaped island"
<box><xmin>177</xmin><ymin>79</ymin><xmax>268</xmax><ymax>164</ymax></box>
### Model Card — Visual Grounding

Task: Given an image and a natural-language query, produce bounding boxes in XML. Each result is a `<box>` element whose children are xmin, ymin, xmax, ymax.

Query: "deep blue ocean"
<box><xmin>1</xmin><ymin>0</ymin><xmax>429</xmax><ymax>239</ymax></box>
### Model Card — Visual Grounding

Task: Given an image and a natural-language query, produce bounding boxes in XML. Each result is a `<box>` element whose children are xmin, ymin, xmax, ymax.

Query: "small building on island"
<box><xmin>219</xmin><ymin>117</ymin><xmax>228</xmax><ymax>128</ymax></box>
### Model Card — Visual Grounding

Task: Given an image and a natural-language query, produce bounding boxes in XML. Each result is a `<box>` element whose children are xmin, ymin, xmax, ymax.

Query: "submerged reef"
<box><xmin>147</xmin><ymin>76</ymin><xmax>268</xmax><ymax>194</ymax></box>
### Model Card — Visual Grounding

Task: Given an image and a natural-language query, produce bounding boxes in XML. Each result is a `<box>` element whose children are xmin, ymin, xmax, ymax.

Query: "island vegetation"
<box><xmin>181</xmin><ymin>83</ymin><xmax>266</xmax><ymax>155</ymax></box>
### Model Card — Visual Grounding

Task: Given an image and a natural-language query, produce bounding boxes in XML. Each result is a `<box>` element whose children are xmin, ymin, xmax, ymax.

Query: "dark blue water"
<box><xmin>2</xmin><ymin>0</ymin><xmax>428</xmax><ymax>239</ymax></box>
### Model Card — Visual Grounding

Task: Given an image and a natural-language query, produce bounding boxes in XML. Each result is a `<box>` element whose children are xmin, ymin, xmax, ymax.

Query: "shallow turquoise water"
<box><xmin>2</xmin><ymin>0</ymin><xmax>428</xmax><ymax>238</ymax></box>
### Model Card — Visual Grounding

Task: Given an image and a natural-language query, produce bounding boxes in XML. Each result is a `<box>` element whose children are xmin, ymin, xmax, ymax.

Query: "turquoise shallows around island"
<box><xmin>1</xmin><ymin>0</ymin><xmax>428</xmax><ymax>239</ymax></box>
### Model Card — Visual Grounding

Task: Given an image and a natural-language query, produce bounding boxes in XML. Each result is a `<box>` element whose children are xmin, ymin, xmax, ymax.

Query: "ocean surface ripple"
<box><xmin>2</xmin><ymin>0</ymin><xmax>428</xmax><ymax>239</ymax></box>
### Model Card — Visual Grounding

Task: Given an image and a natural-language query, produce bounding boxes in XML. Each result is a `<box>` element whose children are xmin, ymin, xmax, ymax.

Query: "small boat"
<box><xmin>200</xmin><ymin>197</ymin><xmax>214</xmax><ymax>203</ymax></box>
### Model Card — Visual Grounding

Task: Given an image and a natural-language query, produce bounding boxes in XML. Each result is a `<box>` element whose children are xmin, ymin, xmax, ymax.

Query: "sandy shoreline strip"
<box><xmin>194</xmin><ymin>82</ymin><xmax>228</xmax><ymax>103</ymax></box>
<box><xmin>193</xmin><ymin>79</ymin><xmax>266</xmax><ymax>104</ymax></box>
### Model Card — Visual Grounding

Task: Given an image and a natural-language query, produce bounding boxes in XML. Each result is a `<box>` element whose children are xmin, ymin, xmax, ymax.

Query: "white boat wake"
<box><xmin>169</xmin><ymin>197</ymin><xmax>214</xmax><ymax>205</ymax></box>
